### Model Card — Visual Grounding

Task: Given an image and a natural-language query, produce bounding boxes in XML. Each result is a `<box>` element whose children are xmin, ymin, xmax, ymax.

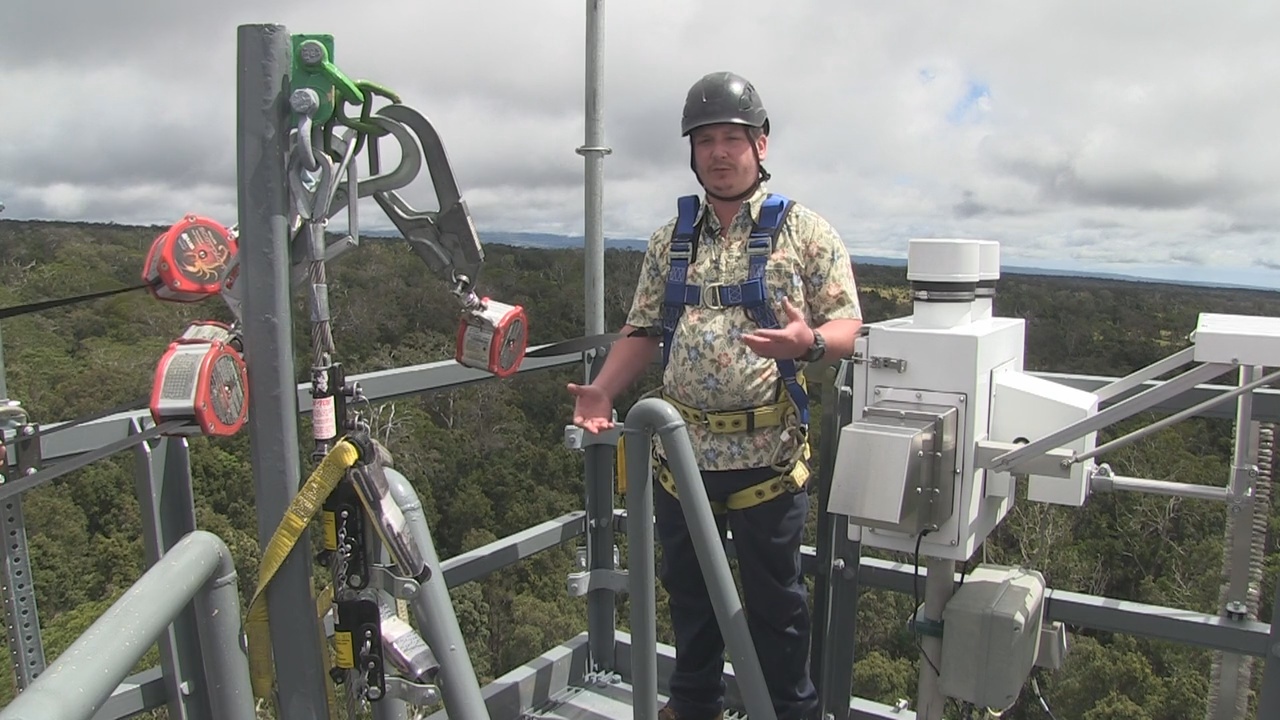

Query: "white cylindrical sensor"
<box><xmin>907</xmin><ymin>239</ymin><xmax>981</xmax><ymax>329</ymax></box>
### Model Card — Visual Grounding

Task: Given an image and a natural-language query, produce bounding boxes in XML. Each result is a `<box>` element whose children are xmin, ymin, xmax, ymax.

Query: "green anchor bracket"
<box><xmin>290</xmin><ymin>34</ymin><xmax>364</xmax><ymax>126</ymax></box>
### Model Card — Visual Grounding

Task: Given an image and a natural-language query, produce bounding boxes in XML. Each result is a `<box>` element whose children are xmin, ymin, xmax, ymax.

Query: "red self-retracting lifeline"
<box><xmin>454</xmin><ymin>298</ymin><xmax>528</xmax><ymax>378</ymax></box>
<box><xmin>141</xmin><ymin>214</ymin><xmax>238</xmax><ymax>303</ymax></box>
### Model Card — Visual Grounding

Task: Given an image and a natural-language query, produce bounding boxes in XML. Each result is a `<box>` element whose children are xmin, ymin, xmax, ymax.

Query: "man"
<box><xmin>567</xmin><ymin>71</ymin><xmax>862</xmax><ymax>720</ymax></box>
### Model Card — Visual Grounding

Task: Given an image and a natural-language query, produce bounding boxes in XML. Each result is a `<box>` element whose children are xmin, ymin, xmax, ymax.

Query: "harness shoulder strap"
<box><xmin>660</xmin><ymin>195</ymin><xmax>701</xmax><ymax>369</ymax></box>
<box><xmin>741</xmin><ymin>194</ymin><xmax>808</xmax><ymax>427</ymax></box>
<box><xmin>659</xmin><ymin>192</ymin><xmax>808</xmax><ymax>427</ymax></box>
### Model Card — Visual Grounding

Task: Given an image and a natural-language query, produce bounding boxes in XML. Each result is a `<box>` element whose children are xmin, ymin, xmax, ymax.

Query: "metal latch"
<box><xmin>870</xmin><ymin>356</ymin><xmax>908</xmax><ymax>373</ymax></box>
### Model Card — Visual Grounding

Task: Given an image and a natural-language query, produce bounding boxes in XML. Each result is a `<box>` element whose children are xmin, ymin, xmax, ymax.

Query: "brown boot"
<box><xmin>657</xmin><ymin>705</ymin><xmax>723</xmax><ymax>720</ymax></box>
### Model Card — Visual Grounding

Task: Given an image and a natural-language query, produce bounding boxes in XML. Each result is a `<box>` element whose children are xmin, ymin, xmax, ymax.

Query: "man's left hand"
<box><xmin>741</xmin><ymin>298</ymin><xmax>815</xmax><ymax>359</ymax></box>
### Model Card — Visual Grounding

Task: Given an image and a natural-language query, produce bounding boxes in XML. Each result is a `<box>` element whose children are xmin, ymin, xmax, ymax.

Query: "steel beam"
<box><xmin>131</xmin><ymin>427</ymin><xmax>207</xmax><ymax>720</ymax></box>
<box><xmin>441</xmin><ymin>511</ymin><xmax>585</xmax><ymax>588</ymax></box>
<box><xmin>794</xmin><ymin>550</ymin><xmax>1272</xmax><ymax>658</ymax></box>
<box><xmin>88</xmin><ymin>667</ymin><xmax>170</xmax><ymax>720</ymax></box>
<box><xmin>991</xmin><ymin>361</ymin><xmax>1233</xmax><ymax>472</ymax></box>
<box><xmin>1038</xmin><ymin>371</ymin><xmax>1280</xmax><ymax>421</ymax></box>
<box><xmin>20</xmin><ymin>347</ymin><xmax>579</xmax><ymax>466</ymax></box>
<box><xmin>27</xmin><ymin>366</ymin><xmax>1280</xmax><ymax>470</ymax></box>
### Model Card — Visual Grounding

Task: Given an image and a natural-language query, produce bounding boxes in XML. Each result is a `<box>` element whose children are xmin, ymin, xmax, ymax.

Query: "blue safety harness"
<box><xmin>660</xmin><ymin>192</ymin><xmax>809</xmax><ymax>427</ymax></box>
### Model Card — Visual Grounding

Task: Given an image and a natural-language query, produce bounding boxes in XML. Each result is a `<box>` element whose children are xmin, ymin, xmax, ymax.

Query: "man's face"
<box><xmin>690</xmin><ymin>124</ymin><xmax>767</xmax><ymax>197</ymax></box>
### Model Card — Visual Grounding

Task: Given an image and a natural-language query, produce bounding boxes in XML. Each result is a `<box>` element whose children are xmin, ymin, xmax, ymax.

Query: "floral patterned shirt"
<box><xmin>626</xmin><ymin>185</ymin><xmax>862</xmax><ymax>471</ymax></box>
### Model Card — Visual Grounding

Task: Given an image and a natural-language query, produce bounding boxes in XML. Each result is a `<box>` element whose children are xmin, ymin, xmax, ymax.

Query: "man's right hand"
<box><xmin>567</xmin><ymin>383</ymin><xmax>615</xmax><ymax>433</ymax></box>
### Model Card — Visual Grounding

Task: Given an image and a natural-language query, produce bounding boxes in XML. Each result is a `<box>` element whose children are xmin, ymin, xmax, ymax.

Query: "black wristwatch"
<box><xmin>801</xmin><ymin>329</ymin><xmax>826</xmax><ymax>362</ymax></box>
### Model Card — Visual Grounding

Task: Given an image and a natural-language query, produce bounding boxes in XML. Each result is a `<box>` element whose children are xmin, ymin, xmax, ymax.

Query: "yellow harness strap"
<box><xmin>661</xmin><ymin>392</ymin><xmax>793</xmax><ymax>434</ymax></box>
<box><xmin>648</xmin><ymin>372</ymin><xmax>812</xmax><ymax>512</ymax></box>
<box><xmin>655</xmin><ymin>442</ymin><xmax>811</xmax><ymax>513</ymax></box>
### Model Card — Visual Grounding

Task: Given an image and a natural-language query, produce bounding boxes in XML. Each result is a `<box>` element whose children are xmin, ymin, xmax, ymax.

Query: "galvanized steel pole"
<box><xmin>578</xmin><ymin>0</ymin><xmax>618</xmax><ymax>674</ymax></box>
<box><xmin>235</xmin><ymin>23</ymin><xmax>332</xmax><ymax>720</ymax></box>
<box><xmin>915</xmin><ymin>558</ymin><xmax>955</xmax><ymax>720</ymax></box>
<box><xmin>623</xmin><ymin>417</ymin><xmax>658</xmax><ymax>720</ymax></box>
<box><xmin>1208</xmin><ymin>365</ymin><xmax>1262</xmax><ymax>720</ymax></box>
<box><xmin>579</xmin><ymin>0</ymin><xmax>610</xmax><ymax>338</ymax></box>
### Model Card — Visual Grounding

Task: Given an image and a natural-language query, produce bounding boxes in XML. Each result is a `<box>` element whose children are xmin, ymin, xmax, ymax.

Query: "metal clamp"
<box><xmin>383</xmin><ymin>676</ymin><xmax>440</xmax><ymax>706</ymax></box>
<box><xmin>370</xmin><ymin>565</ymin><xmax>420</xmax><ymax>600</ymax></box>
<box><xmin>564</xmin><ymin>423</ymin><xmax>622</xmax><ymax>451</ymax></box>
<box><xmin>567</xmin><ymin>569</ymin><xmax>628</xmax><ymax>597</ymax></box>
<box><xmin>908</xmin><ymin>607</ymin><xmax>944</xmax><ymax>639</ymax></box>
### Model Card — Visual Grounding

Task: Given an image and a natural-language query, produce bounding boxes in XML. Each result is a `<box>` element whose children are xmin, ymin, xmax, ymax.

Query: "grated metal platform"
<box><xmin>433</xmin><ymin>632</ymin><xmax>915</xmax><ymax>720</ymax></box>
<box><xmin>523</xmin><ymin>681</ymin><xmax>669</xmax><ymax>720</ymax></box>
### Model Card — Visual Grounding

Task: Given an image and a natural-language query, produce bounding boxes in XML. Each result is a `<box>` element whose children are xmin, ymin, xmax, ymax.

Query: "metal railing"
<box><xmin>0</xmin><ymin>531</ymin><xmax>252</xmax><ymax>720</ymax></box>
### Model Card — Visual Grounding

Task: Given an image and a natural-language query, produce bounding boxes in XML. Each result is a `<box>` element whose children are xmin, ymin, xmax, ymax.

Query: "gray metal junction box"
<box><xmin>939</xmin><ymin>564</ymin><xmax>1047</xmax><ymax>709</ymax></box>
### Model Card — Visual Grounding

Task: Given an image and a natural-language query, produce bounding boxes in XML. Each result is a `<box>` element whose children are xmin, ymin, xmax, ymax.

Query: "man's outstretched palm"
<box><xmin>741</xmin><ymin>298</ymin><xmax>814</xmax><ymax>359</ymax></box>
<box><xmin>567</xmin><ymin>383</ymin><xmax>615</xmax><ymax>433</ymax></box>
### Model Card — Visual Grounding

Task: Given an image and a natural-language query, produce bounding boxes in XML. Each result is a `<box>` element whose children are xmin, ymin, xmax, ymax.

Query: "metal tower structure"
<box><xmin>2</xmin><ymin>7</ymin><xmax>1280</xmax><ymax>720</ymax></box>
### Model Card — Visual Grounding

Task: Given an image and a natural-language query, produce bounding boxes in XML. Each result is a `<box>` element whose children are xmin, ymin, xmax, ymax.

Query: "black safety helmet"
<box><xmin>681</xmin><ymin>71</ymin><xmax>770</xmax><ymax>137</ymax></box>
<box><xmin>681</xmin><ymin>71</ymin><xmax>771</xmax><ymax>200</ymax></box>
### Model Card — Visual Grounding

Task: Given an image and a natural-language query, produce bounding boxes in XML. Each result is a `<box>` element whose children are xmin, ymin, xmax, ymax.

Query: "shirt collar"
<box><xmin>696</xmin><ymin>183</ymin><xmax>770</xmax><ymax>236</ymax></box>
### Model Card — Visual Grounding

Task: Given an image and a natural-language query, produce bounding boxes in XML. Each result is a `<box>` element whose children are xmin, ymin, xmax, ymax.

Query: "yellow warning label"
<box><xmin>322</xmin><ymin>511</ymin><xmax>337</xmax><ymax>551</ymax></box>
<box><xmin>616</xmin><ymin>434</ymin><xmax>628</xmax><ymax>495</ymax></box>
<box><xmin>334</xmin><ymin>631</ymin><xmax>354</xmax><ymax>668</ymax></box>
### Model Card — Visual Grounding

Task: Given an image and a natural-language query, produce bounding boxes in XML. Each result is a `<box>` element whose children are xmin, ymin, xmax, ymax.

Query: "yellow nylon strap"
<box><xmin>661</xmin><ymin>393</ymin><xmax>792</xmax><ymax>434</ymax></box>
<box><xmin>244</xmin><ymin>439</ymin><xmax>361</xmax><ymax>713</ymax></box>
<box><xmin>656</xmin><ymin>459</ymin><xmax>808</xmax><ymax>513</ymax></box>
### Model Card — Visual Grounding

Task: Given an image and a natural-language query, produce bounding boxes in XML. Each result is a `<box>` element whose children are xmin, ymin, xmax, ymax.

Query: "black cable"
<box><xmin>0</xmin><ymin>419</ymin><xmax>187</xmax><ymax>503</ymax></box>
<box><xmin>913</xmin><ymin>529</ymin><xmax>941</xmax><ymax>677</ymax></box>
<box><xmin>0</xmin><ymin>283</ymin><xmax>152</xmax><ymax>320</ymax></box>
<box><xmin>1031</xmin><ymin>675</ymin><xmax>1059</xmax><ymax>720</ymax></box>
<box><xmin>2</xmin><ymin>396</ymin><xmax>149</xmax><ymax>445</ymax></box>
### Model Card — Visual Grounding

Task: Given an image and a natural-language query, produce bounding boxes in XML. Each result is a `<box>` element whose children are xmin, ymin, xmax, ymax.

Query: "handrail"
<box><xmin>622</xmin><ymin>397</ymin><xmax>777</xmax><ymax>720</ymax></box>
<box><xmin>384</xmin><ymin>467</ymin><xmax>491</xmax><ymax>720</ymax></box>
<box><xmin>0</xmin><ymin>531</ymin><xmax>252</xmax><ymax>720</ymax></box>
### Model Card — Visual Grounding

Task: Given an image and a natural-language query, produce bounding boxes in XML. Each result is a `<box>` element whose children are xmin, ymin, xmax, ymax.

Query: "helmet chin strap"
<box><xmin>691</xmin><ymin>144</ymin><xmax>771</xmax><ymax>204</ymax></box>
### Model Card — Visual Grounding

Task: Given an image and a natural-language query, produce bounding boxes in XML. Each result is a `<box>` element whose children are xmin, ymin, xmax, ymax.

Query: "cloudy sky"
<box><xmin>3</xmin><ymin>0</ymin><xmax>1279</xmax><ymax>288</ymax></box>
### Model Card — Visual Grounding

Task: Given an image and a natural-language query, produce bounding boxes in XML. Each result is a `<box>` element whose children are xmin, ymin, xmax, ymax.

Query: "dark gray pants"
<box><xmin>655</xmin><ymin>463</ymin><xmax>817</xmax><ymax>720</ymax></box>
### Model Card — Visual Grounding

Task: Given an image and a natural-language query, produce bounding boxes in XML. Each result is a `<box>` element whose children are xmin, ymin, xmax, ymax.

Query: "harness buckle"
<box><xmin>701</xmin><ymin>283</ymin><xmax>724</xmax><ymax>309</ymax></box>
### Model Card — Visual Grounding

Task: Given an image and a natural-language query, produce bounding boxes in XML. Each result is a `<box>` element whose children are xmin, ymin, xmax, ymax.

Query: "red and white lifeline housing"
<box><xmin>455</xmin><ymin>298</ymin><xmax>528</xmax><ymax>378</ymax></box>
<box><xmin>150</xmin><ymin>323</ymin><xmax>249</xmax><ymax>437</ymax></box>
<box><xmin>142</xmin><ymin>215</ymin><xmax>238</xmax><ymax>303</ymax></box>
